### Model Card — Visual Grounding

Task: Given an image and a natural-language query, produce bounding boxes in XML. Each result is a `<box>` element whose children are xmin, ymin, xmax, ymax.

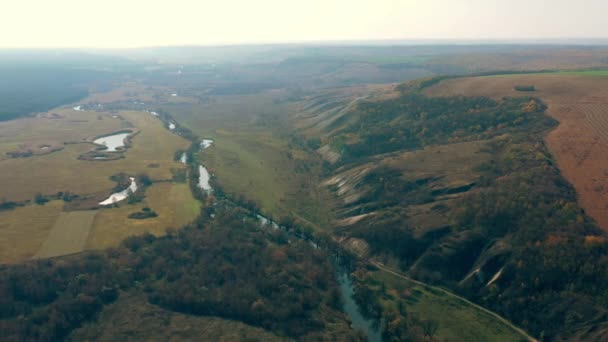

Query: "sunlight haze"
<box><xmin>2</xmin><ymin>0</ymin><xmax>608</xmax><ymax>48</ymax></box>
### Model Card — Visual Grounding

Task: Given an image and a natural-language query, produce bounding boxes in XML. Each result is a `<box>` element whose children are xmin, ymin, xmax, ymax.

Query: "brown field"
<box><xmin>86</xmin><ymin>182</ymin><xmax>200</xmax><ymax>250</ymax></box>
<box><xmin>426</xmin><ymin>74</ymin><xmax>608</xmax><ymax>230</ymax></box>
<box><xmin>0</xmin><ymin>110</ymin><xmax>189</xmax><ymax>202</ymax></box>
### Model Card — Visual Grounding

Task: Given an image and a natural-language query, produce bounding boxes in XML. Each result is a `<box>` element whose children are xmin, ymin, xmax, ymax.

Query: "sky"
<box><xmin>2</xmin><ymin>0</ymin><xmax>608</xmax><ymax>48</ymax></box>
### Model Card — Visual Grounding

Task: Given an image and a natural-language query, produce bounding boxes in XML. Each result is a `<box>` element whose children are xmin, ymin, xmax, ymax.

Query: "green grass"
<box><xmin>203</xmin><ymin>130</ymin><xmax>331</xmax><ymax>228</ymax></box>
<box><xmin>368</xmin><ymin>270</ymin><xmax>528</xmax><ymax>341</ymax></box>
<box><xmin>553</xmin><ymin>69</ymin><xmax>608</xmax><ymax>76</ymax></box>
<box><xmin>166</xmin><ymin>91</ymin><xmax>332</xmax><ymax>228</ymax></box>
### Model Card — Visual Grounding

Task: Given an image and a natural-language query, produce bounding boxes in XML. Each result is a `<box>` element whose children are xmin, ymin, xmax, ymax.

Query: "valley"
<box><xmin>3</xmin><ymin>46</ymin><xmax>608</xmax><ymax>341</ymax></box>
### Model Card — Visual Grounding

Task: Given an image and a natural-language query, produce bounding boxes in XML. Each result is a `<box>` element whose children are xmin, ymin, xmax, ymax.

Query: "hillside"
<box><xmin>295</xmin><ymin>79</ymin><xmax>608</xmax><ymax>340</ymax></box>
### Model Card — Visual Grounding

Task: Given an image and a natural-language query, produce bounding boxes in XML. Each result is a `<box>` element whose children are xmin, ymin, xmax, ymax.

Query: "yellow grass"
<box><xmin>34</xmin><ymin>210</ymin><xmax>97</xmax><ymax>259</ymax></box>
<box><xmin>0</xmin><ymin>200</ymin><xmax>64</xmax><ymax>264</ymax></box>
<box><xmin>86</xmin><ymin>182</ymin><xmax>200</xmax><ymax>250</ymax></box>
<box><xmin>0</xmin><ymin>108</ymin><xmax>124</xmax><ymax>160</ymax></box>
<box><xmin>0</xmin><ymin>110</ymin><xmax>190</xmax><ymax>202</ymax></box>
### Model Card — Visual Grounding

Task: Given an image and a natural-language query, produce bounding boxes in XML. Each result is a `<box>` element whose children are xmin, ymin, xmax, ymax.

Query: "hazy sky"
<box><xmin>2</xmin><ymin>0</ymin><xmax>607</xmax><ymax>48</ymax></box>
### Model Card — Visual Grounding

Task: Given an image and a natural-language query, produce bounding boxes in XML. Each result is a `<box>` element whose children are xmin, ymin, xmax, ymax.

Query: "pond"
<box><xmin>93</xmin><ymin>132</ymin><xmax>131</xmax><ymax>152</ymax></box>
<box><xmin>198</xmin><ymin>165</ymin><xmax>212</xmax><ymax>192</ymax></box>
<box><xmin>99</xmin><ymin>177</ymin><xmax>138</xmax><ymax>206</ymax></box>
<box><xmin>200</xmin><ymin>139</ymin><xmax>214</xmax><ymax>149</ymax></box>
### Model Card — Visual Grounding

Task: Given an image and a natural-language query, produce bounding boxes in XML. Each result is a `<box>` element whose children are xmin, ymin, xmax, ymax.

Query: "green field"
<box><xmin>366</xmin><ymin>269</ymin><xmax>528</xmax><ymax>341</ymax></box>
<box><xmin>165</xmin><ymin>92</ymin><xmax>333</xmax><ymax>228</ymax></box>
<box><xmin>554</xmin><ymin>69</ymin><xmax>608</xmax><ymax>76</ymax></box>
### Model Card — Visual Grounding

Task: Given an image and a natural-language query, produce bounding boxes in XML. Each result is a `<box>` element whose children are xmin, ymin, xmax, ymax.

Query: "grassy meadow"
<box><xmin>0</xmin><ymin>107</ymin><xmax>125</xmax><ymax>160</ymax></box>
<box><xmin>165</xmin><ymin>92</ymin><xmax>333</xmax><ymax>228</ymax></box>
<box><xmin>0</xmin><ymin>110</ymin><xmax>189</xmax><ymax>202</ymax></box>
<box><xmin>0</xmin><ymin>89</ymin><xmax>198</xmax><ymax>263</ymax></box>
<box><xmin>0</xmin><ymin>200</ymin><xmax>64</xmax><ymax>264</ymax></box>
<box><xmin>86</xmin><ymin>182</ymin><xmax>200</xmax><ymax>250</ymax></box>
<box><xmin>365</xmin><ymin>269</ymin><xmax>528</xmax><ymax>341</ymax></box>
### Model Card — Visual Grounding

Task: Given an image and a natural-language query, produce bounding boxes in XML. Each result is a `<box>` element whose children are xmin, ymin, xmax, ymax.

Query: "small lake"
<box><xmin>99</xmin><ymin>177</ymin><xmax>138</xmax><ymax>206</ymax></box>
<box><xmin>93</xmin><ymin>132</ymin><xmax>130</xmax><ymax>152</ymax></box>
<box><xmin>198</xmin><ymin>165</ymin><xmax>212</xmax><ymax>191</ymax></box>
<box><xmin>200</xmin><ymin>139</ymin><xmax>214</xmax><ymax>149</ymax></box>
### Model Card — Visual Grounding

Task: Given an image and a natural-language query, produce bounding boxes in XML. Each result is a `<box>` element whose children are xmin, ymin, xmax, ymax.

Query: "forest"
<box><xmin>334</xmin><ymin>93</ymin><xmax>551</xmax><ymax>163</ymax></box>
<box><xmin>0</xmin><ymin>65</ymin><xmax>113</xmax><ymax>121</ymax></box>
<box><xmin>0</xmin><ymin>203</ymin><xmax>359</xmax><ymax>341</ymax></box>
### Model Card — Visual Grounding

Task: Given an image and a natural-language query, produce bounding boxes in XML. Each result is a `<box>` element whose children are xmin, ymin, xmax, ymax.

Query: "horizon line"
<box><xmin>2</xmin><ymin>37</ymin><xmax>608</xmax><ymax>50</ymax></box>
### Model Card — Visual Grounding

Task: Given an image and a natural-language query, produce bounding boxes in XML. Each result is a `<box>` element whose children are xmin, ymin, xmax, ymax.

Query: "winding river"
<box><xmin>99</xmin><ymin>177</ymin><xmax>138</xmax><ymax>205</ymax></box>
<box><xmin>337</xmin><ymin>271</ymin><xmax>382</xmax><ymax>341</ymax></box>
<box><xmin>165</xmin><ymin>117</ymin><xmax>378</xmax><ymax>340</ymax></box>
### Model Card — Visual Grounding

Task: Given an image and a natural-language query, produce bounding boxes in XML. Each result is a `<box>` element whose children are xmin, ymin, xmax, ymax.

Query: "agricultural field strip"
<box><xmin>33</xmin><ymin>210</ymin><xmax>98</xmax><ymax>259</ymax></box>
<box><xmin>583</xmin><ymin>104</ymin><xmax>608</xmax><ymax>145</ymax></box>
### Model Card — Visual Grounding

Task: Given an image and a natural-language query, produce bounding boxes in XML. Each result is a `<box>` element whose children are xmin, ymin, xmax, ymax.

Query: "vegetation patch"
<box><xmin>0</xmin><ymin>205</ymin><xmax>357</xmax><ymax>341</ymax></box>
<box><xmin>514</xmin><ymin>85</ymin><xmax>536</xmax><ymax>91</ymax></box>
<box><xmin>128</xmin><ymin>207</ymin><xmax>158</xmax><ymax>219</ymax></box>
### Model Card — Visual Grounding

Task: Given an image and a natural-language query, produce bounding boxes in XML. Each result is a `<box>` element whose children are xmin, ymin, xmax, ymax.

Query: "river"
<box><xmin>337</xmin><ymin>271</ymin><xmax>382</xmax><ymax>342</ymax></box>
<box><xmin>168</xmin><ymin>118</ymin><xmax>380</xmax><ymax>340</ymax></box>
<box><xmin>255</xmin><ymin>213</ymin><xmax>380</xmax><ymax>340</ymax></box>
<box><xmin>99</xmin><ymin>177</ymin><xmax>138</xmax><ymax>205</ymax></box>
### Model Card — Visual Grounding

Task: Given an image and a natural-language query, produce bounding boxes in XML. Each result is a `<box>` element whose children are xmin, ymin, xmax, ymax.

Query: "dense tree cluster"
<box><xmin>0</xmin><ymin>66</ymin><xmax>106</xmax><ymax>121</ymax></box>
<box><xmin>334</xmin><ymin>94</ymin><xmax>551</xmax><ymax>163</ymax></box>
<box><xmin>0</xmin><ymin>205</ymin><xmax>355</xmax><ymax>341</ymax></box>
